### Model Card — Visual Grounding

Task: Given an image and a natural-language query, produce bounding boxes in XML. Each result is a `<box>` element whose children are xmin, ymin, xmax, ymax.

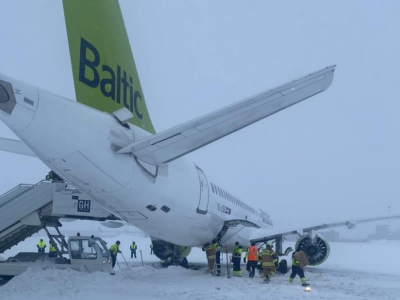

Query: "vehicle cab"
<box><xmin>68</xmin><ymin>236</ymin><xmax>115</xmax><ymax>275</ymax></box>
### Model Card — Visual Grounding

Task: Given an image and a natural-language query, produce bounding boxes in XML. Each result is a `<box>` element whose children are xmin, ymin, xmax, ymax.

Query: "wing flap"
<box><xmin>118</xmin><ymin>65</ymin><xmax>336</xmax><ymax>165</ymax></box>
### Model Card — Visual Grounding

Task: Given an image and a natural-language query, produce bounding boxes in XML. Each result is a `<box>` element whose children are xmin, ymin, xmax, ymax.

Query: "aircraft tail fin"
<box><xmin>62</xmin><ymin>0</ymin><xmax>155</xmax><ymax>134</ymax></box>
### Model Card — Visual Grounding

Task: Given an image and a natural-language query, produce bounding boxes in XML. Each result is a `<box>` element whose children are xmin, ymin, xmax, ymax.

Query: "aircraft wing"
<box><xmin>117</xmin><ymin>65</ymin><xmax>336</xmax><ymax>165</ymax></box>
<box><xmin>250</xmin><ymin>214</ymin><xmax>400</xmax><ymax>243</ymax></box>
<box><xmin>0</xmin><ymin>137</ymin><xmax>36</xmax><ymax>157</ymax></box>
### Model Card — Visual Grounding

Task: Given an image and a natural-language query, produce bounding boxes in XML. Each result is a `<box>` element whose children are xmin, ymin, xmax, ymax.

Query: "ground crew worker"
<box><xmin>256</xmin><ymin>247</ymin><xmax>263</xmax><ymax>273</ymax></box>
<box><xmin>289</xmin><ymin>248</ymin><xmax>310</xmax><ymax>286</ymax></box>
<box><xmin>45</xmin><ymin>171</ymin><xmax>63</xmax><ymax>182</ymax></box>
<box><xmin>261</xmin><ymin>242</ymin><xmax>277</xmax><ymax>283</ymax></box>
<box><xmin>244</xmin><ymin>242</ymin><xmax>258</xmax><ymax>278</ymax></box>
<box><xmin>231</xmin><ymin>241</ymin><xmax>243</xmax><ymax>277</ymax></box>
<box><xmin>49</xmin><ymin>241</ymin><xmax>57</xmax><ymax>257</ymax></box>
<box><xmin>245</xmin><ymin>248</ymin><xmax>251</xmax><ymax>273</ymax></box>
<box><xmin>109</xmin><ymin>241</ymin><xmax>122</xmax><ymax>268</ymax></box>
<box><xmin>130</xmin><ymin>242</ymin><xmax>137</xmax><ymax>258</ymax></box>
<box><xmin>37</xmin><ymin>239</ymin><xmax>46</xmax><ymax>253</ymax></box>
<box><xmin>202</xmin><ymin>239</ymin><xmax>220</xmax><ymax>275</ymax></box>
<box><xmin>150</xmin><ymin>243</ymin><xmax>153</xmax><ymax>255</ymax></box>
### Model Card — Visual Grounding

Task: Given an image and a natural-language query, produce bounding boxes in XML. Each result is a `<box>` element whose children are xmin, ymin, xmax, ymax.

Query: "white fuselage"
<box><xmin>0</xmin><ymin>75</ymin><xmax>272</xmax><ymax>249</ymax></box>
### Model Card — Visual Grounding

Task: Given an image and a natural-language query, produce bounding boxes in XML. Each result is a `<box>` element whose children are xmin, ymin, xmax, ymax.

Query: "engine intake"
<box><xmin>295</xmin><ymin>234</ymin><xmax>330</xmax><ymax>266</ymax></box>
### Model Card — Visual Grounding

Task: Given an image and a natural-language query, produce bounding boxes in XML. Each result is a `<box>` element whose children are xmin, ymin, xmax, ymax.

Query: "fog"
<box><xmin>0</xmin><ymin>0</ymin><xmax>399</xmax><ymax>237</ymax></box>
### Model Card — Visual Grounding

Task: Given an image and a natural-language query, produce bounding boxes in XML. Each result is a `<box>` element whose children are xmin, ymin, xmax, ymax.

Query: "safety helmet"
<box><xmin>267</xmin><ymin>242</ymin><xmax>273</xmax><ymax>248</ymax></box>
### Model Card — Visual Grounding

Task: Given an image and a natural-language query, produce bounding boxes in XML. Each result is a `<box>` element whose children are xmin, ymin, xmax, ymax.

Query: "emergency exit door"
<box><xmin>195</xmin><ymin>166</ymin><xmax>209</xmax><ymax>215</ymax></box>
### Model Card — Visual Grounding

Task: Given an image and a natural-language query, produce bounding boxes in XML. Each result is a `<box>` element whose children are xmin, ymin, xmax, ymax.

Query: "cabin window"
<box><xmin>161</xmin><ymin>206</ymin><xmax>170</xmax><ymax>213</ymax></box>
<box><xmin>146</xmin><ymin>205</ymin><xmax>157</xmax><ymax>211</ymax></box>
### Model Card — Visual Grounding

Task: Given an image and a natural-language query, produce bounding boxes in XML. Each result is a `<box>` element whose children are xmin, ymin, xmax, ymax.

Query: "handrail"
<box><xmin>0</xmin><ymin>184</ymin><xmax>34</xmax><ymax>199</ymax></box>
<box><xmin>0</xmin><ymin>180</ymin><xmax>49</xmax><ymax>209</ymax></box>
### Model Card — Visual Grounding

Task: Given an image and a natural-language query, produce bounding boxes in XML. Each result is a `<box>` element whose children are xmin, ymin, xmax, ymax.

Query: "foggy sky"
<box><xmin>0</xmin><ymin>0</ymin><xmax>399</xmax><ymax>237</ymax></box>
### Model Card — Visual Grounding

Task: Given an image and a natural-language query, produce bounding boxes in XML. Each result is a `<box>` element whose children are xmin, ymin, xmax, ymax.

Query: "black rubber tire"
<box><xmin>180</xmin><ymin>257</ymin><xmax>189</xmax><ymax>269</ymax></box>
<box><xmin>278</xmin><ymin>259</ymin><xmax>288</xmax><ymax>274</ymax></box>
<box><xmin>0</xmin><ymin>275</ymin><xmax>13</xmax><ymax>281</ymax></box>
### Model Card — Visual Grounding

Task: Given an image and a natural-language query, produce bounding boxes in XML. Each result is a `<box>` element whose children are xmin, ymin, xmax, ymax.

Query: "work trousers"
<box><xmin>290</xmin><ymin>265</ymin><xmax>305</xmax><ymax>279</ymax></box>
<box><xmin>38</xmin><ymin>248</ymin><xmax>45</xmax><ymax>253</ymax></box>
<box><xmin>131</xmin><ymin>250</ymin><xmax>137</xmax><ymax>258</ymax></box>
<box><xmin>248</xmin><ymin>261</ymin><xmax>257</xmax><ymax>277</ymax></box>
<box><xmin>111</xmin><ymin>253</ymin><xmax>117</xmax><ymax>268</ymax></box>
<box><xmin>262</xmin><ymin>266</ymin><xmax>276</xmax><ymax>277</ymax></box>
<box><xmin>150</xmin><ymin>248</ymin><xmax>153</xmax><ymax>255</ymax></box>
<box><xmin>232</xmin><ymin>256</ymin><xmax>241</xmax><ymax>276</ymax></box>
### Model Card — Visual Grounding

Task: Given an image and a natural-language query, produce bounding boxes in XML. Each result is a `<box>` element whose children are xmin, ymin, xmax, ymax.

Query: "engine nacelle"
<box><xmin>151</xmin><ymin>239</ymin><xmax>191</xmax><ymax>265</ymax></box>
<box><xmin>295</xmin><ymin>234</ymin><xmax>330</xmax><ymax>266</ymax></box>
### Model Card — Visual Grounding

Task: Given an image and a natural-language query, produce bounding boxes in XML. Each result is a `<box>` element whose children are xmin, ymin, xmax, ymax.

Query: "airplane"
<box><xmin>0</xmin><ymin>0</ymin><xmax>398</xmax><ymax>268</ymax></box>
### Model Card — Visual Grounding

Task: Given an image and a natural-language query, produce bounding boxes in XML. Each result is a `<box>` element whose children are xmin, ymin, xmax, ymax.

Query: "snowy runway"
<box><xmin>1</xmin><ymin>231</ymin><xmax>399</xmax><ymax>300</ymax></box>
<box><xmin>1</xmin><ymin>262</ymin><xmax>399</xmax><ymax>300</ymax></box>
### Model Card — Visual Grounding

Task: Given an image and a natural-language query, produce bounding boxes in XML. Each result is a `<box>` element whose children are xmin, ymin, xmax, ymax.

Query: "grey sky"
<box><xmin>0</xmin><ymin>0</ymin><xmax>399</xmax><ymax>237</ymax></box>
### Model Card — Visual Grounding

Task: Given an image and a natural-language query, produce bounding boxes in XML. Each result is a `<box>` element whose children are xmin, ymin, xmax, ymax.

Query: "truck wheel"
<box><xmin>180</xmin><ymin>257</ymin><xmax>189</xmax><ymax>269</ymax></box>
<box><xmin>278</xmin><ymin>259</ymin><xmax>288</xmax><ymax>274</ymax></box>
<box><xmin>0</xmin><ymin>275</ymin><xmax>13</xmax><ymax>281</ymax></box>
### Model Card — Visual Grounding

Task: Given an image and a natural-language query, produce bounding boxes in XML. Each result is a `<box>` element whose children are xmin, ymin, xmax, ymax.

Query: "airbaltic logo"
<box><xmin>78</xmin><ymin>38</ymin><xmax>143</xmax><ymax>119</ymax></box>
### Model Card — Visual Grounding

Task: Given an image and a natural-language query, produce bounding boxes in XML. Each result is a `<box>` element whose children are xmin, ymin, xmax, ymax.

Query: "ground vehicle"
<box><xmin>0</xmin><ymin>236</ymin><xmax>114</xmax><ymax>280</ymax></box>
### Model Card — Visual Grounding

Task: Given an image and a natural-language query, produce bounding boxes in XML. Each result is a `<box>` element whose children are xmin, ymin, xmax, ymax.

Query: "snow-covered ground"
<box><xmin>2</xmin><ymin>264</ymin><xmax>399</xmax><ymax>300</ymax></box>
<box><xmin>1</xmin><ymin>230</ymin><xmax>400</xmax><ymax>299</ymax></box>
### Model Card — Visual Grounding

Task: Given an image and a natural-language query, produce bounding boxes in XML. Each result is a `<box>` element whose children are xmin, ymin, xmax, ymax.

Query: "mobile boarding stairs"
<box><xmin>0</xmin><ymin>180</ymin><xmax>118</xmax><ymax>255</ymax></box>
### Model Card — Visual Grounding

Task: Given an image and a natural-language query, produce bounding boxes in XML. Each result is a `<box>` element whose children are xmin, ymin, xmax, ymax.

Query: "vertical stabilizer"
<box><xmin>63</xmin><ymin>0</ymin><xmax>155</xmax><ymax>134</ymax></box>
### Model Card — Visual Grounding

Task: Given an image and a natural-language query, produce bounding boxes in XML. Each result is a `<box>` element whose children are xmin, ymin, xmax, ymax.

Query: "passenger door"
<box><xmin>195</xmin><ymin>166</ymin><xmax>209</xmax><ymax>215</ymax></box>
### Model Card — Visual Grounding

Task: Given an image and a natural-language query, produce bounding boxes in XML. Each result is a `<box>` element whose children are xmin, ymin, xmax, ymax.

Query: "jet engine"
<box><xmin>151</xmin><ymin>239</ymin><xmax>191</xmax><ymax>268</ymax></box>
<box><xmin>295</xmin><ymin>233</ymin><xmax>330</xmax><ymax>266</ymax></box>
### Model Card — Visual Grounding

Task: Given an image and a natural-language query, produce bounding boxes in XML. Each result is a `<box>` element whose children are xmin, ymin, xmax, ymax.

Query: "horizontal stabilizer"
<box><xmin>0</xmin><ymin>137</ymin><xmax>36</xmax><ymax>157</ymax></box>
<box><xmin>118</xmin><ymin>65</ymin><xmax>336</xmax><ymax>165</ymax></box>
